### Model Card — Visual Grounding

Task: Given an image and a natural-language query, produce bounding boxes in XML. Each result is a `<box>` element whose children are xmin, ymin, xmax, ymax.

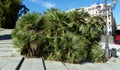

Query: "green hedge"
<box><xmin>12</xmin><ymin>8</ymin><xmax>106</xmax><ymax>63</ymax></box>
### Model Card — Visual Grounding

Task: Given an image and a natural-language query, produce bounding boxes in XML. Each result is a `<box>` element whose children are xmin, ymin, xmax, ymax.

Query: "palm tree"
<box><xmin>12</xmin><ymin>8</ymin><xmax>106</xmax><ymax>63</ymax></box>
<box><xmin>12</xmin><ymin>12</ymin><xmax>42</xmax><ymax>57</ymax></box>
<box><xmin>18</xmin><ymin>3</ymin><xmax>29</xmax><ymax>17</ymax></box>
<box><xmin>66</xmin><ymin>10</ymin><xmax>106</xmax><ymax>62</ymax></box>
<box><xmin>42</xmin><ymin>9</ymin><xmax>90</xmax><ymax>63</ymax></box>
<box><xmin>85</xmin><ymin>15</ymin><xmax>105</xmax><ymax>62</ymax></box>
<box><xmin>42</xmin><ymin>8</ymin><xmax>68</xmax><ymax>60</ymax></box>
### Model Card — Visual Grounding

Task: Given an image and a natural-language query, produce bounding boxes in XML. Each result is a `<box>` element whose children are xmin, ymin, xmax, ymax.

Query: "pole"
<box><xmin>104</xmin><ymin>0</ymin><xmax>110</xmax><ymax>59</ymax></box>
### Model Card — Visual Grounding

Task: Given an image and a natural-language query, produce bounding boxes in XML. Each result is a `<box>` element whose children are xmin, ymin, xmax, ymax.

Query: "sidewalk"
<box><xmin>0</xmin><ymin>57</ymin><xmax>120</xmax><ymax>70</ymax></box>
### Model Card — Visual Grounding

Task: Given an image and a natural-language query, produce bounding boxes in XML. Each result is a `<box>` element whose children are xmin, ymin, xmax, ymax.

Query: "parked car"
<box><xmin>113</xmin><ymin>30</ymin><xmax>120</xmax><ymax>44</ymax></box>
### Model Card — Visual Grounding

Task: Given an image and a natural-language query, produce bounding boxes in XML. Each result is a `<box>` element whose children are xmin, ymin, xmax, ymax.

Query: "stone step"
<box><xmin>0</xmin><ymin>48</ymin><xmax>13</xmax><ymax>52</ymax></box>
<box><xmin>0</xmin><ymin>41</ymin><xmax>13</xmax><ymax>43</ymax></box>
<box><xmin>0</xmin><ymin>53</ymin><xmax>20</xmax><ymax>57</ymax></box>
<box><xmin>0</xmin><ymin>43</ymin><xmax>14</xmax><ymax>47</ymax></box>
<box><xmin>0</xmin><ymin>42</ymin><xmax>20</xmax><ymax>57</ymax></box>
<box><xmin>0</xmin><ymin>39</ymin><xmax>13</xmax><ymax>47</ymax></box>
<box><xmin>0</xmin><ymin>29</ymin><xmax>20</xmax><ymax>57</ymax></box>
<box><xmin>0</xmin><ymin>29</ymin><xmax>13</xmax><ymax>33</ymax></box>
<box><xmin>0</xmin><ymin>41</ymin><xmax>13</xmax><ymax>44</ymax></box>
<box><xmin>0</xmin><ymin>39</ymin><xmax>12</xmax><ymax>42</ymax></box>
<box><xmin>0</xmin><ymin>49</ymin><xmax>20</xmax><ymax>57</ymax></box>
<box><xmin>0</xmin><ymin>52</ymin><xmax>12</xmax><ymax>57</ymax></box>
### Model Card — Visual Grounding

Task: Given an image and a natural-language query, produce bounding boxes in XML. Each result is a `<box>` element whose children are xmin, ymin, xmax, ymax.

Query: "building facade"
<box><xmin>67</xmin><ymin>3</ymin><xmax>114</xmax><ymax>35</ymax></box>
<box><xmin>85</xmin><ymin>3</ymin><xmax>112</xmax><ymax>35</ymax></box>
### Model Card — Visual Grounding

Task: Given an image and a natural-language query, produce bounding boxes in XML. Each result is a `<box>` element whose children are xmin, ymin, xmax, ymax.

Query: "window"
<box><xmin>115</xmin><ymin>30</ymin><xmax>120</xmax><ymax>35</ymax></box>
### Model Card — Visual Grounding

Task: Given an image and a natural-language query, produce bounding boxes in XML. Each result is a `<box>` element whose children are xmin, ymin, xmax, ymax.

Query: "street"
<box><xmin>100</xmin><ymin>35</ymin><xmax>120</xmax><ymax>57</ymax></box>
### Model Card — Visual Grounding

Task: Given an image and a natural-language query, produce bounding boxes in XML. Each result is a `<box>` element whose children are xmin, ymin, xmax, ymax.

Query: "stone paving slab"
<box><xmin>65</xmin><ymin>63</ymin><xmax>82</xmax><ymax>70</ymax></box>
<box><xmin>0</xmin><ymin>57</ymin><xmax>120</xmax><ymax>70</ymax></box>
<box><xmin>65</xmin><ymin>62</ymin><xmax>120</xmax><ymax>70</ymax></box>
<box><xmin>0</xmin><ymin>57</ymin><xmax>22</xmax><ymax>70</ymax></box>
<box><xmin>0</xmin><ymin>52</ymin><xmax>12</xmax><ymax>57</ymax></box>
<box><xmin>0</xmin><ymin>40</ymin><xmax>13</xmax><ymax>43</ymax></box>
<box><xmin>0</xmin><ymin>58</ymin><xmax>10</xmax><ymax>69</ymax></box>
<box><xmin>95</xmin><ymin>63</ymin><xmax>120</xmax><ymax>70</ymax></box>
<box><xmin>0</xmin><ymin>43</ymin><xmax>13</xmax><ymax>47</ymax></box>
<box><xmin>20</xmin><ymin>58</ymin><xmax>44</xmax><ymax>70</ymax></box>
<box><xmin>31</xmin><ymin>58</ymin><xmax>45</xmax><ymax>70</ymax></box>
<box><xmin>81</xmin><ymin>63</ymin><xmax>102</xmax><ymax>70</ymax></box>
<box><xmin>20</xmin><ymin>59</ymin><xmax>32</xmax><ymax>70</ymax></box>
<box><xmin>0</xmin><ymin>29</ymin><xmax>13</xmax><ymax>35</ymax></box>
<box><xmin>45</xmin><ymin>61</ymin><xmax>67</xmax><ymax>70</ymax></box>
<box><xmin>0</xmin><ymin>48</ymin><xmax>13</xmax><ymax>52</ymax></box>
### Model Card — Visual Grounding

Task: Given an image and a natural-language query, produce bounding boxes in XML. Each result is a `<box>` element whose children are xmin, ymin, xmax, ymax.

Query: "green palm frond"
<box><xmin>12</xmin><ymin>12</ymin><xmax>42</xmax><ymax>57</ymax></box>
<box><xmin>12</xmin><ymin>8</ymin><xmax>106</xmax><ymax>63</ymax></box>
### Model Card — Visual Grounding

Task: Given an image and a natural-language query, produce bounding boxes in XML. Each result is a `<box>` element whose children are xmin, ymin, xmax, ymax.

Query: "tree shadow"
<box><xmin>0</xmin><ymin>34</ymin><xmax>11</xmax><ymax>40</ymax></box>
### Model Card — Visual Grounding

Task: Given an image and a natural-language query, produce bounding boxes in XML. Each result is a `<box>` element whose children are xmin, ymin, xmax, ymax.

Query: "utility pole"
<box><xmin>104</xmin><ymin>0</ymin><xmax>110</xmax><ymax>60</ymax></box>
<box><xmin>104</xmin><ymin>0</ymin><xmax>117</xmax><ymax>60</ymax></box>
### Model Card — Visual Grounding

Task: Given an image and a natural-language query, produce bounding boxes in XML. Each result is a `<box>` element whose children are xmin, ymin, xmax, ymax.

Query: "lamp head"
<box><xmin>112</xmin><ymin>0</ymin><xmax>117</xmax><ymax>5</ymax></box>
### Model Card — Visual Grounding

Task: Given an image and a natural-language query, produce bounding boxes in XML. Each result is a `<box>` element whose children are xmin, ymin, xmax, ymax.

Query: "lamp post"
<box><xmin>104</xmin><ymin>0</ymin><xmax>117</xmax><ymax>60</ymax></box>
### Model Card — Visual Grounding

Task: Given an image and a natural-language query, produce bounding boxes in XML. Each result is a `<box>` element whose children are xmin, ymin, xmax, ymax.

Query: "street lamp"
<box><xmin>104</xmin><ymin>0</ymin><xmax>117</xmax><ymax>60</ymax></box>
<box><xmin>112</xmin><ymin>0</ymin><xmax>117</xmax><ymax>7</ymax></box>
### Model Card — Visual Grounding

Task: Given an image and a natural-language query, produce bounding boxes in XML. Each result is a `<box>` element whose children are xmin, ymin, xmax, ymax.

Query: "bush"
<box><xmin>12</xmin><ymin>8</ymin><xmax>106</xmax><ymax>63</ymax></box>
<box><xmin>90</xmin><ymin>42</ymin><xmax>106</xmax><ymax>62</ymax></box>
<box><xmin>12</xmin><ymin>12</ymin><xmax>42</xmax><ymax>57</ymax></box>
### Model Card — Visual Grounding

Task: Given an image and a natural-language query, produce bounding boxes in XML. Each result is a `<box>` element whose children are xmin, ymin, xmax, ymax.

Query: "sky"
<box><xmin>23</xmin><ymin>0</ymin><xmax>120</xmax><ymax>24</ymax></box>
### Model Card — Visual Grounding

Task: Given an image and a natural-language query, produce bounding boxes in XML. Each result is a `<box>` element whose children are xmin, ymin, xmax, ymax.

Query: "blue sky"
<box><xmin>23</xmin><ymin>0</ymin><xmax>120</xmax><ymax>24</ymax></box>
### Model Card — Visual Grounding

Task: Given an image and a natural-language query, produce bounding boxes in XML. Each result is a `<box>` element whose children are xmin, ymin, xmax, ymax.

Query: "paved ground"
<box><xmin>0</xmin><ymin>57</ymin><xmax>120</xmax><ymax>70</ymax></box>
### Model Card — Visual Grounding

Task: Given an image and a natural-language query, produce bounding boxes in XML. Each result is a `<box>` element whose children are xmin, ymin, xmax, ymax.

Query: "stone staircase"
<box><xmin>0</xmin><ymin>29</ymin><xmax>20</xmax><ymax>57</ymax></box>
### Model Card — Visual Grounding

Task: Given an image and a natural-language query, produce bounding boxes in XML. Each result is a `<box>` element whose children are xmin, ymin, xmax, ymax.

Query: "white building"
<box><xmin>117</xmin><ymin>25</ymin><xmax>120</xmax><ymax>29</ymax></box>
<box><xmin>85</xmin><ymin>3</ymin><xmax>112</xmax><ymax>35</ymax></box>
<box><xmin>67</xmin><ymin>3</ymin><xmax>113</xmax><ymax>35</ymax></box>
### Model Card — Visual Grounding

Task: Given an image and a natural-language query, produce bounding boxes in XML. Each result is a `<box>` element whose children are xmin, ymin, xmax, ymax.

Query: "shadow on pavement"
<box><xmin>0</xmin><ymin>34</ymin><xmax>11</xmax><ymax>40</ymax></box>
